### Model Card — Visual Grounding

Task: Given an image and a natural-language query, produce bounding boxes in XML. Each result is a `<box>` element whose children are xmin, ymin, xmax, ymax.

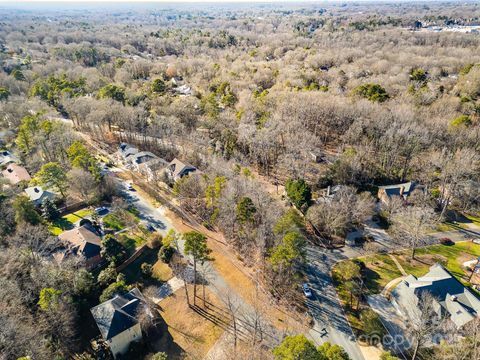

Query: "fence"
<box><xmin>116</xmin><ymin>244</ymin><xmax>147</xmax><ymax>272</ymax></box>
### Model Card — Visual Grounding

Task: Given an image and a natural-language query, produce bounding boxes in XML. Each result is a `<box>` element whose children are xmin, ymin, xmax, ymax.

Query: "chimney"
<box><xmin>450</xmin><ymin>295</ymin><xmax>457</xmax><ymax>302</ymax></box>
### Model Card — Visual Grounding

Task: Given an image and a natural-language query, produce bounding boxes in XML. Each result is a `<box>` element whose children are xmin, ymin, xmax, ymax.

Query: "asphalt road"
<box><xmin>118</xmin><ymin>179</ymin><xmax>280</xmax><ymax>350</ymax></box>
<box><xmin>305</xmin><ymin>244</ymin><xmax>365</xmax><ymax>360</ymax></box>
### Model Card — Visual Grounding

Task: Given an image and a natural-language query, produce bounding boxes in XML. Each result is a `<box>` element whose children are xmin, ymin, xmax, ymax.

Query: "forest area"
<box><xmin>0</xmin><ymin>1</ymin><xmax>480</xmax><ymax>359</ymax></box>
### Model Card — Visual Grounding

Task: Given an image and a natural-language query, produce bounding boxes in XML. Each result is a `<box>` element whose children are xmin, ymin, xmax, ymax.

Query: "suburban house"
<box><xmin>0</xmin><ymin>150</ymin><xmax>18</xmax><ymax>167</ymax></box>
<box><xmin>90</xmin><ymin>288</ymin><xmax>149</xmax><ymax>359</ymax></box>
<box><xmin>129</xmin><ymin>151</ymin><xmax>158</xmax><ymax>171</ymax></box>
<box><xmin>138</xmin><ymin>157</ymin><xmax>168</xmax><ymax>182</ymax></box>
<box><xmin>2</xmin><ymin>163</ymin><xmax>31</xmax><ymax>185</ymax></box>
<box><xmin>57</xmin><ymin>225</ymin><xmax>103</xmax><ymax>269</ymax></box>
<box><xmin>391</xmin><ymin>263</ymin><xmax>480</xmax><ymax>329</ymax></box>
<box><xmin>24</xmin><ymin>186</ymin><xmax>56</xmax><ymax>206</ymax></box>
<box><xmin>165</xmin><ymin>158</ymin><xmax>197</xmax><ymax>182</ymax></box>
<box><xmin>316</xmin><ymin>185</ymin><xmax>347</xmax><ymax>203</ymax></box>
<box><xmin>377</xmin><ymin>181</ymin><xmax>417</xmax><ymax>204</ymax></box>
<box><xmin>118</xmin><ymin>143</ymin><xmax>139</xmax><ymax>162</ymax></box>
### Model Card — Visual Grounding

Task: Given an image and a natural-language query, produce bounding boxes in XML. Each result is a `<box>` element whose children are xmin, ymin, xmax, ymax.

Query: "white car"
<box><xmin>302</xmin><ymin>283</ymin><xmax>313</xmax><ymax>298</ymax></box>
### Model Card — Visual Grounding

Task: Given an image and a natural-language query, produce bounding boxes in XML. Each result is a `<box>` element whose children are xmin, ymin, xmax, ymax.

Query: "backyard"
<box><xmin>48</xmin><ymin>208</ymin><xmax>94</xmax><ymax>235</ymax></box>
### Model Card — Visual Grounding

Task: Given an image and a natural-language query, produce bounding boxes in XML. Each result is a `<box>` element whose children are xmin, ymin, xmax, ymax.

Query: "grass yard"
<box><xmin>48</xmin><ymin>208</ymin><xmax>94</xmax><ymax>235</ymax></box>
<box><xmin>118</xmin><ymin>232</ymin><xmax>147</xmax><ymax>253</ymax></box>
<box><xmin>153</xmin><ymin>260</ymin><xmax>173</xmax><ymax>282</ymax></box>
<box><xmin>332</xmin><ymin>241</ymin><xmax>480</xmax><ymax>335</ymax></box>
<box><xmin>151</xmin><ymin>285</ymin><xmax>225</xmax><ymax>359</ymax></box>
<box><xmin>465</xmin><ymin>214</ymin><xmax>480</xmax><ymax>226</ymax></box>
<box><xmin>394</xmin><ymin>241</ymin><xmax>480</xmax><ymax>282</ymax></box>
<box><xmin>103</xmin><ymin>207</ymin><xmax>140</xmax><ymax>231</ymax></box>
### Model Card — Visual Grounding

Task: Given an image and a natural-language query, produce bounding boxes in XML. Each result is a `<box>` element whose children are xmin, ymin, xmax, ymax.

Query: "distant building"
<box><xmin>129</xmin><ymin>151</ymin><xmax>158</xmax><ymax>171</ymax></box>
<box><xmin>90</xmin><ymin>288</ymin><xmax>149</xmax><ymax>359</ymax></box>
<box><xmin>391</xmin><ymin>264</ymin><xmax>480</xmax><ymax>329</ymax></box>
<box><xmin>165</xmin><ymin>158</ymin><xmax>197</xmax><ymax>182</ymax></box>
<box><xmin>2</xmin><ymin>163</ymin><xmax>31</xmax><ymax>185</ymax></box>
<box><xmin>24</xmin><ymin>186</ymin><xmax>56</xmax><ymax>206</ymax></box>
<box><xmin>0</xmin><ymin>149</ymin><xmax>17</xmax><ymax>167</ymax></box>
<box><xmin>138</xmin><ymin>157</ymin><xmax>168</xmax><ymax>182</ymax></box>
<box><xmin>377</xmin><ymin>181</ymin><xmax>416</xmax><ymax>204</ymax></box>
<box><xmin>316</xmin><ymin>185</ymin><xmax>347</xmax><ymax>203</ymax></box>
<box><xmin>118</xmin><ymin>143</ymin><xmax>139</xmax><ymax>162</ymax></box>
<box><xmin>57</xmin><ymin>225</ymin><xmax>103</xmax><ymax>269</ymax></box>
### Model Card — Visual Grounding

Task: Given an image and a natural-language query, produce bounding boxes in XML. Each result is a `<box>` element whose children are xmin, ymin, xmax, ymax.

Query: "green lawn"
<box><xmin>118</xmin><ymin>233</ymin><xmax>147</xmax><ymax>254</ymax></box>
<box><xmin>332</xmin><ymin>241</ymin><xmax>480</xmax><ymax>335</ymax></box>
<box><xmin>465</xmin><ymin>214</ymin><xmax>480</xmax><ymax>226</ymax></box>
<box><xmin>394</xmin><ymin>241</ymin><xmax>480</xmax><ymax>282</ymax></box>
<box><xmin>102</xmin><ymin>208</ymin><xmax>140</xmax><ymax>231</ymax></box>
<box><xmin>48</xmin><ymin>209</ymin><xmax>94</xmax><ymax>235</ymax></box>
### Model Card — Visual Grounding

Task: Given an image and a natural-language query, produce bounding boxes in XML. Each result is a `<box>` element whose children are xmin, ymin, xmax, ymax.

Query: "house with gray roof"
<box><xmin>129</xmin><ymin>151</ymin><xmax>158</xmax><ymax>170</ymax></box>
<box><xmin>377</xmin><ymin>181</ymin><xmax>417</xmax><ymax>204</ymax></box>
<box><xmin>391</xmin><ymin>263</ymin><xmax>480</xmax><ymax>329</ymax></box>
<box><xmin>118</xmin><ymin>143</ymin><xmax>139</xmax><ymax>162</ymax></box>
<box><xmin>91</xmin><ymin>288</ymin><xmax>148</xmax><ymax>358</ymax></box>
<box><xmin>165</xmin><ymin>158</ymin><xmax>197</xmax><ymax>183</ymax></box>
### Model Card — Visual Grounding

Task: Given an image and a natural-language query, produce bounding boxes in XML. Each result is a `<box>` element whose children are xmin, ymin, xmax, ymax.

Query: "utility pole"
<box><xmin>469</xmin><ymin>256</ymin><xmax>480</xmax><ymax>282</ymax></box>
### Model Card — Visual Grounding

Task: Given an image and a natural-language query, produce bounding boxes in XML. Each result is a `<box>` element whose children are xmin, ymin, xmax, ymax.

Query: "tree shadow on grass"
<box><xmin>51</xmin><ymin>217</ymin><xmax>74</xmax><ymax>231</ymax></box>
<box><xmin>145</xmin><ymin>315</ymin><xmax>185</xmax><ymax>359</ymax></box>
<box><xmin>361</xmin><ymin>267</ymin><xmax>382</xmax><ymax>294</ymax></box>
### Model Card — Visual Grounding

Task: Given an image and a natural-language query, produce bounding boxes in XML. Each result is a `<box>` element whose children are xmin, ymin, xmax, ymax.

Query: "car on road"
<box><xmin>94</xmin><ymin>206</ymin><xmax>108</xmax><ymax>215</ymax></box>
<box><xmin>145</xmin><ymin>223</ymin><xmax>155</xmax><ymax>232</ymax></box>
<box><xmin>440</xmin><ymin>237</ymin><xmax>454</xmax><ymax>246</ymax></box>
<box><xmin>302</xmin><ymin>283</ymin><xmax>313</xmax><ymax>298</ymax></box>
<box><xmin>126</xmin><ymin>183</ymin><xmax>134</xmax><ymax>191</ymax></box>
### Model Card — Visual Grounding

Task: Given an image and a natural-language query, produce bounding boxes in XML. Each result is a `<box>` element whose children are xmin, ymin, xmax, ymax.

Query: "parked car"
<box><xmin>126</xmin><ymin>183</ymin><xmax>134</xmax><ymax>191</ymax></box>
<box><xmin>472</xmin><ymin>238</ymin><xmax>480</xmax><ymax>245</ymax></box>
<box><xmin>302</xmin><ymin>283</ymin><xmax>313</xmax><ymax>298</ymax></box>
<box><xmin>145</xmin><ymin>223</ymin><xmax>155</xmax><ymax>232</ymax></box>
<box><xmin>440</xmin><ymin>237</ymin><xmax>454</xmax><ymax>246</ymax></box>
<box><xmin>95</xmin><ymin>206</ymin><xmax>108</xmax><ymax>215</ymax></box>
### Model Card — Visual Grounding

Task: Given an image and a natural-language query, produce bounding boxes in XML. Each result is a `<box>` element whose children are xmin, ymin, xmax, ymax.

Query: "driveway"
<box><xmin>367</xmin><ymin>295</ymin><xmax>411</xmax><ymax>356</ymax></box>
<box><xmin>305</xmin><ymin>245</ymin><xmax>365</xmax><ymax>360</ymax></box>
<box><xmin>119</xmin><ymin>181</ymin><xmax>174</xmax><ymax>236</ymax></box>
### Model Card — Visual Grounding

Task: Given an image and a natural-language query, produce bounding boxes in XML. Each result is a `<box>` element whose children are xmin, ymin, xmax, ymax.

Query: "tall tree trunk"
<box><xmin>183</xmin><ymin>276</ymin><xmax>190</xmax><ymax>306</ymax></box>
<box><xmin>411</xmin><ymin>339</ymin><xmax>420</xmax><ymax>360</ymax></box>
<box><xmin>193</xmin><ymin>259</ymin><xmax>197</xmax><ymax>305</ymax></box>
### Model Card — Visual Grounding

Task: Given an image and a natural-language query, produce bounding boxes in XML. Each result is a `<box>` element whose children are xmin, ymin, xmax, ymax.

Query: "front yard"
<box><xmin>332</xmin><ymin>240</ymin><xmax>480</xmax><ymax>335</ymax></box>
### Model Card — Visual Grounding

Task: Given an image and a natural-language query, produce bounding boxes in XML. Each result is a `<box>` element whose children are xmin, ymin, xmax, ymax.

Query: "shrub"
<box><xmin>100</xmin><ymin>280</ymin><xmax>128</xmax><ymax>302</ymax></box>
<box><xmin>158</xmin><ymin>245</ymin><xmax>175</xmax><ymax>263</ymax></box>
<box><xmin>285</xmin><ymin>178</ymin><xmax>312</xmax><ymax>209</ymax></box>
<box><xmin>141</xmin><ymin>263</ymin><xmax>153</xmax><ymax>277</ymax></box>
<box><xmin>450</xmin><ymin>115</ymin><xmax>472</xmax><ymax>128</ymax></box>
<box><xmin>360</xmin><ymin>309</ymin><xmax>385</xmax><ymax>338</ymax></box>
<box><xmin>353</xmin><ymin>83</ymin><xmax>389</xmax><ymax>103</ymax></box>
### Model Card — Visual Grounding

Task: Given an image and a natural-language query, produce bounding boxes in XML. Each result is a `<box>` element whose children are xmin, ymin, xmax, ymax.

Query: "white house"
<box><xmin>24</xmin><ymin>186</ymin><xmax>56</xmax><ymax>206</ymax></box>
